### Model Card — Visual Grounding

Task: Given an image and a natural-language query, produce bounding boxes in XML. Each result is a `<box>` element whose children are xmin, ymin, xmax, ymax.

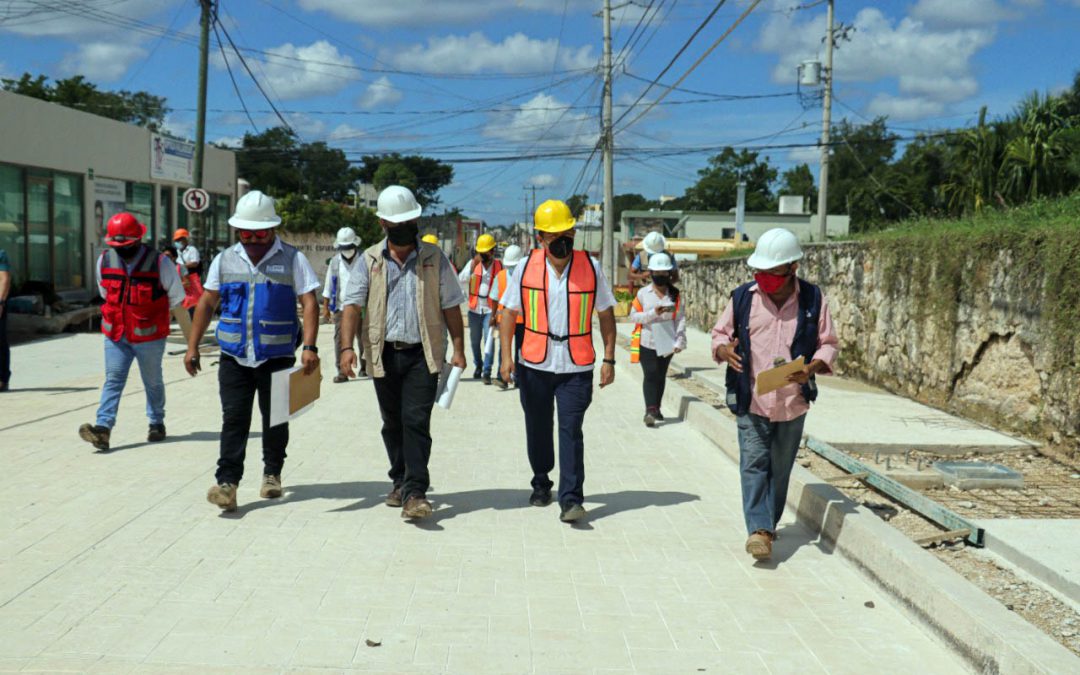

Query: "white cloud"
<box><xmin>483</xmin><ymin>93</ymin><xmax>597</xmax><ymax>146</ymax></box>
<box><xmin>160</xmin><ymin>116</ymin><xmax>193</xmax><ymax>140</ymax></box>
<box><xmin>60</xmin><ymin>43</ymin><xmax>147</xmax><ymax>82</ymax></box>
<box><xmin>910</xmin><ymin>0</ymin><xmax>1017</xmax><ymax>26</ymax></box>
<box><xmin>298</xmin><ymin>0</ymin><xmax>592</xmax><ymax>26</ymax></box>
<box><xmin>357</xmin><ymin>76</ymin><xmax>402</xmax><ymax>109</ymax></box>
<box><xmin>529</xmin><ymin>174</ymin><xmax>558</xmax><ymax>188</ymax></box>
<box><xmin>326</xmin><ymin>123</ymin><xmax>365</xmax><ymax>142</ymax></box>
<box><xmin>213</xmin><ymin>136</ymin><xmax>244</xmax><ymax>148</ymax></box>
<box><xmin>390</xmin><ymin>32</ymin><xmax>595</xmax><ymax>75</ymax></box>
<box><xmin>757</xmin><ymin>5</ymin><xmax>996</xmax><ymax>121</ymax></box>
<box><xmin>787</xmin><ymin>145</ymin><xmax>822</xmax><ymax>164</ymax></box>
<box><xmin>257</xmin><ymin>40</ymin><xmax>356</xmax><ymax>100</ymax></box>
<box><xmin>0</xmin><ymin>0</ymin><xmax>175</xmax><ymax>37</ymax></box>
<box><xmin>867</xmin><ymin>94</ymin><xmax>946</xmax><ymax>121</ymax></box>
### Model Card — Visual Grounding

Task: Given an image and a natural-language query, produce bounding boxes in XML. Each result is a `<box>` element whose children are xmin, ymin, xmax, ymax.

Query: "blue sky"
<box><xmin>2</xmin><ymin>0</ymin><xmax>1078</xmax><ymax>223</ymax></box>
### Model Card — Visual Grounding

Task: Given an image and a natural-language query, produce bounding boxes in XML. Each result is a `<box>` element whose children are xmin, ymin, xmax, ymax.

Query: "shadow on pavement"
<box><xmin>9</xmin><ymin>386</ymin><xmax>98</xmax><ymax>394</ymax></box>
<box><xmin>752</xmin><ymin>523</ymin><xmax>828</xmax><ymax>568</ymax></box>
<box><xmin>226</xmin><ymin>480</ymin><xmax>389</xmax><ymax>517</ymax></box>
<box><xmin>97</xmin><ymin>430</ymin><xmax>229</xmax><ymax>454</ymax></box>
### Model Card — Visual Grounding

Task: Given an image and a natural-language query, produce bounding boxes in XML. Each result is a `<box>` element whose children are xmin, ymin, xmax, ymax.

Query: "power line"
<box><xmin>212</xmin><ymin>10</ymin><xmax>293</xmax><ymax>134</ymax></box>
<box><xmin>621</xmin><ymin>71</ymin><xmax>795</xmax><ymax>101</ymax></box>
<box><xmin>212</xmin><ymin>19</ymin><xmax>257</xmax><ymax>132</ymax></box>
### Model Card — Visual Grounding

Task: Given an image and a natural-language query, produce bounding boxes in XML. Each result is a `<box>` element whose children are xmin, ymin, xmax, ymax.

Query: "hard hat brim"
<box><xmin>228</xmin><ymin>215</ymin><xmax>281</xmax><ymax>231</ymax></box>
<box><xmin>172</xmin><ymin>231</ymin><xmax>189</xmax><ymax>241</ymax></box>
<box><xmin>475</xmin><ymin>241</ymin><xmax>496</xmax><ymax>253</ymax></box>
<box><xmin>106</xmin><ymin>221</ymin><xmax>147</xmax><ymax>246</ymax></box>
<box><xmin>534</xmin><ymin>217</ymin><xmax>576</xmax><ymax>233</ymax></box>
<box><xmin>376</xmin><ymin>205</ymin><xmax>422</xmax><ymax>223</ymax></box>
<box><xmin>643</xmin><ymin>243</ymin><xmax>662</xmax><ymax>255</ymax></box>
<box><xmin>746</xmin><ymin>250</ymin><xmax>803</xmax><ymax>270</ymax></box>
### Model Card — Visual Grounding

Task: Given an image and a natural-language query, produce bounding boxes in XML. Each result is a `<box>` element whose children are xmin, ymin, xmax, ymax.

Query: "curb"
<box><xmin>613</xmin><ymin>342</ymin><xmax>1080</xmax><ymax>674</ymax></box>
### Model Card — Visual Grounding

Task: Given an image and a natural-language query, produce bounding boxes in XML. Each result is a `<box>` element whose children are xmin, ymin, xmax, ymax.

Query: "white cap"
<box><xmin>335</xmin><ymin>226</ymin><xmax>360</xmax><ymax>248</ymax></box>
<box><xmin>747</xmin><ymin>228</ymin><xmax>804</xmax><ymax>269</ymax></box>
<box><xmin>647</xmin><ymin>252</ymin><xmax>674</xmax><ymax>272</ymax></box>
<box><xmin>643</xmin><ymin>231</ymin><xmax>666</xmax><ymax>255</ymax></box>
<box><xmin>228</xmin><ymin>190</ymin><xmax>281</xmax><ymax>230</ymax></box>
<box><xmin>502</xmin><ymin>244</ymin><xmax>524</xmax><ymax>268</ymax></box>
<box><xmin>376</xmin><ymin>185</ymin><xmax>422</xmax><ymax>223</ymax></box>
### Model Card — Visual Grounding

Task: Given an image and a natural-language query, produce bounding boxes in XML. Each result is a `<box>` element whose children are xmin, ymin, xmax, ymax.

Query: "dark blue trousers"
<box><xmin>517</xmin><ymin>365</ymin><xmax>593</xmax><ymax>506</ymax></box>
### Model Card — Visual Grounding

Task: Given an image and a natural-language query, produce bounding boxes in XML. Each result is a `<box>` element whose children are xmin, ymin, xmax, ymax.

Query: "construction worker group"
<box><xmin>76</xmin><ymin>183</ymin><xmax>836</xmax><ymax>561</ymax></box>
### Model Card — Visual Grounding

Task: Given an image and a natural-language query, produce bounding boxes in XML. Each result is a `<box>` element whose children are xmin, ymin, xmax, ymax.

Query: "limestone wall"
<box><xmin>678</xmin><ymin>243</ymin><xmax>1080</xmax><ymax>449</ymax></box>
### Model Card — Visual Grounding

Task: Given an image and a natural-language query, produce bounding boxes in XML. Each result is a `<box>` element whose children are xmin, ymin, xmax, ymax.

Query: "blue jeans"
<box><xmin>96</xmin><ymin>336</ymin><xmax>167</xmax><ymax>429</ymax></box>
<box><xmin>468</xmin><ymin>310</ymin><xmax>494</xmax><ymax>376</ymax></box>
<box><xmin>517</xmin><ymin>366</ymin><xmax>593</xmax><ymax>506</ymax></box>
<box><xmin>736</xmin><ymin>413</ymin><xmax>806</xmax><ymax>535</ymax></box>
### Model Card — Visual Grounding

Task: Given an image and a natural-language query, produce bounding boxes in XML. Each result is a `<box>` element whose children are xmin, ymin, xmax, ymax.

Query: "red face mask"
<box><xmin>754</xmin><ymin>271</ymin><xmax>790</xmax><ymax>294</ymax></box>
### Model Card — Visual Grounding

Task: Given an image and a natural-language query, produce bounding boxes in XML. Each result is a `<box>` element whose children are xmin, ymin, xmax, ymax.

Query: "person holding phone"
<box><xmin>627</xmin><ymin>253</ymin><xmax>686</xmax><ymax>427</ymax></box>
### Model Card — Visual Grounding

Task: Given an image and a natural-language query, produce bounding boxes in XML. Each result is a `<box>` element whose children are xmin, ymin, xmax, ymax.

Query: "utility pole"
<box><xmin>816</xmin><ymin>0</ymin><xmax>834</xmax><ymax>242</ymax></box>
<box><xmin>601</xmin><ymin>0</ymin><xmax>615</xmax><ymax>281</ymax></box>
<box><xmin>523</xmin><ymin>184</ymin><xmax>539</xmax><ymax>218</ymax></box>
<box><xmin>193</xmin><ymin>0</ymin><xmax>212</xmax><ymax>246</ymax></box>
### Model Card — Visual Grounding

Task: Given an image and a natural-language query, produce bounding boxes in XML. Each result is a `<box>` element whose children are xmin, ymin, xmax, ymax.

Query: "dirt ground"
<box><xmin>673</xmin><ymin>373</ymin><xmax>1080</xmax><ymax>657</ymax></box>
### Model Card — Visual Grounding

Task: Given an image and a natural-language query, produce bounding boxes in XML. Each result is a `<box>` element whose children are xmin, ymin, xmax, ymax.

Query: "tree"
<box><xmin>682</xmin><ymin>148</ymin><xmax>777</xmax><ymax>212</ymax></box>
<box><xmin>777</xmin><ymin>164</ymin><xmax>817</xmax><ymax>210</ymax></box>
<box><xmin>825</xmin><ymin>117</ymin><xmax>900</xmax><ymax>228</ymax></box>
<box><xmin>1</xmin><ymin>73</ymin><xmax>168</xmax><ymax>129</ymax></box>
<box><xmin>299</xmin><ymin>141</ymin><xmax>352</xmax><ymax>201</ymax></box>
<box><xmin>356</xmin><ymin>153</ymin><xmax>454</xmax><ymax>207</ymax></box>
<box><xmin>276</xmin><ymin>194</ymin><xmax>381</xmax><ymax>242</ymax></box>
<box><xmin>613</xmin><ymin>193</ymin><xmax>659</xmax><ymax>224</ymax></box>
<box><xmin>235</xmin><ymin>127</ymin><xmax>302</xmax><ymax>197</ymax></box>
<box><xmin>999</xmin><ymin>92</ymin><xmax>1080</xmax><ymax>202</ymax></box>
<box><xmin>565</xmin><ymin>194</ymin><xmax>589</xmax><ymax>218</ymax></box>
<box><xmin>372</xmin><ymin>160</ymin><xmax>418</xmax><ymax>195</ymax></box>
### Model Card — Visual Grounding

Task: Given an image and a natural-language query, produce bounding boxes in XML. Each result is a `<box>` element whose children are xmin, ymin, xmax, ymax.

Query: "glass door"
<box><xmin>26</xmin><ymin>177</ymin><xmax>52</xmax><ymax>286</ymax></box>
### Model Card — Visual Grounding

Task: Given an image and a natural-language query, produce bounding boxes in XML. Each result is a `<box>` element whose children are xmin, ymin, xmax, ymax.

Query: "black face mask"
<box><xmin>652</xmin><ymin>275</ymin><xmax>670</xmax><ymax>288</ymax></box>
<box><xmin>547</xmin><ymin>235</ymin><xmax>574</xmax><ymax>259</ymax></box>
<box><xmin>480</xmin><ymin>253</ymin><xmax>493</xmax><ymax>264</ymax></box>
<box><xmin>385</xmin><ymin>222</ymin><xmax>418</xmax><ymax>246</ymax></box>
<box><xmin>115</xmin><ymin>244</ymin><xmax>141</xmax><ymax>261</ymax></box>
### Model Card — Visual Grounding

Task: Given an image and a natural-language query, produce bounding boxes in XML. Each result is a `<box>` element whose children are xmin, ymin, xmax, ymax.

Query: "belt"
<box><xmin>388</xmin><ymin>341</ymin><xmax>422</xmax><ymax>350</ymax></box>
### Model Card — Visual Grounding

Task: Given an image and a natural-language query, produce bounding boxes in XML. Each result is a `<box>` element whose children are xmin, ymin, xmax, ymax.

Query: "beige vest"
<box><xmin>361</xmin><ymin>239</ymin><xmax>447</xmax><ymax>377</ymax></box>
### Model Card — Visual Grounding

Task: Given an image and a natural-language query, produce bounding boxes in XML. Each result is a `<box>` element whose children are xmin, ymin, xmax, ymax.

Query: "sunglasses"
<box><xmin>237</xmin><ymin>229</ymin><xmax>272</xmax><ymax>240</ymax></box>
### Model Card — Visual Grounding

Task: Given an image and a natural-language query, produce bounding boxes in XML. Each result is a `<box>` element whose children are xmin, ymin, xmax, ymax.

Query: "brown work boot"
<box><xmin>333</xmin><ymin>374</ymin><xmax>348</xmax><ymax>384</ymax></box>
<box><xmin>745</xmin><ymin>530</ymin><xmax>773</xmax><ymax>560</ymax></box>
<box><xmin>385</xmin><ymin>485</ymin><xmax>403</xmax><ymax>507</ymax></box>
<box><xmin>207</xmin><ymin>483</ymin><xmax>238</xmax><ymax>512</ymax></box>
<box><xmin>78</xmin><ymin>423</ymin><xmax>110</xmax><ymax>451</ymax></box>
<box><xmin>260</xmin><ymin>474</ymin><xmax>282</xmax><ymax>499</ymax></box>
<box><xmin>402</xmin><ymin>494</ymin><xmax>433</xmax><ymax>519</ymax></box>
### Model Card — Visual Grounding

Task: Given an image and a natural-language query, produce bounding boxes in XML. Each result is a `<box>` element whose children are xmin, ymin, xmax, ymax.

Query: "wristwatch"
<box><xmin>302</xmin><ymin>345</ymin><xmax>319</xmax><ymax>354</ymax></box>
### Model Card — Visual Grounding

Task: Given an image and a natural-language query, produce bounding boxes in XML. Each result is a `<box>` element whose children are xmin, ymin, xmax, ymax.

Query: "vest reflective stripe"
<box><xmin>519</xmin><ymin>249</ymin><xmax>597</xmax><ymax>367</ymax></box>
<box><xmin>214</xmin><ymin>244</ymin><xmax>301</xmax><ymax>362</ymax></box>
<box><xmin>468</xmin><ymin>260</ymin><xmax>502</xmax><ymax>311</ymax></box>
<box><xmin>629</xmin><ymin>294</ymin><xmax>680</xmax><ymax>363</ymax></box>
<box><xmin>99</xmin><ymin>246</ymin><xmax>171</xmax><ymax>344</ymax></box>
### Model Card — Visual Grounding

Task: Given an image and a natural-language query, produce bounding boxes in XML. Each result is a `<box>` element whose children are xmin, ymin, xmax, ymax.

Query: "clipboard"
<box><xmin>269</xmin><ymin>366</ymin><xmax>322</xmax><ymax>427</ymax></box>
<box><xmin>754</xmin><ymin>356</ymin><xmax>805</xmax><ymax>396</ymax></box>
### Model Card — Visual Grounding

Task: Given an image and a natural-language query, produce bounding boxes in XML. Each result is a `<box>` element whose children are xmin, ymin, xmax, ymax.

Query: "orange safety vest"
<box><xmin>629</xmin><ymin>293</ymin><xmax>681</xmax><ymax>363</ymax></box>
<box><xmin>468</xmin><ymin>259</ymin><xmax>503</xmax><ymax>311</ymax></box>
<box><xmin>493</xmin><ymin>268</ymin><xmax>524</xmax><ymax>326</ymax></box>
<box><xmin>520</xmin><ymin>249</ymin><xmax>597</xmax><ymax>366</ymax></box>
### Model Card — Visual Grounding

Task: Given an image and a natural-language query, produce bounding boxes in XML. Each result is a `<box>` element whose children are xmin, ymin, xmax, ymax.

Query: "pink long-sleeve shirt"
<box><xmin>710</xmin><ymin>281</ymin><xmax>839</xmax><ymax>422</ymax></box>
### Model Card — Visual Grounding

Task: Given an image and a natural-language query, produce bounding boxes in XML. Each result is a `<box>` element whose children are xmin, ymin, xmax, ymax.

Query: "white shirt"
<box><xmin>501</xmin><ymin>254</ymin><xmax>616</xmax><ymax>374</ymax></box>
<box><xmin>490</xmin><ymin>264</ymin><xmax>517</xmax><ymax>307</ymax></box>
<box><xmin>628</xmin><ymin>283</ymin><xmax>687</xmax><ymax>355</ymax></box>
<box><xmin>457</xmin><ymin>260</ymin><xmax>496</xmax><ymax>315</ymax></box>
<box><xmin>203</xmin><ymin>239</ymin><xmax>321</xmax><ymax>368</ymax></box>
<box><xmin>95</xmin><ymin>249</ymin><xmax>186</xmax><ymax>309</ymax></box>
<box><xmin>178</xmin><ymin>244</ymin><xmax>200</xmax><ymax>267</ymax></box>
<box><xmin>321</xmin><ymin>252</ymin><xmax>362</xmax><ymax>309</ymax></box>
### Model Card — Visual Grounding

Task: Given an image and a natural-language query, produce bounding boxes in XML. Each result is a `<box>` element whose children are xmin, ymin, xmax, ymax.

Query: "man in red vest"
<box><xmin>498</xmin><ymin>199</ymin><xmax>618</xmax><ymax>523</ymax></box>
<box><xmin>78</xmin><ymin>213</ymin><xmax>185</xmax><ymax>451</ymax></box>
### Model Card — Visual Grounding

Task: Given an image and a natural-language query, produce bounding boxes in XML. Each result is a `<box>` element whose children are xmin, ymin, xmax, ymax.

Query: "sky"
<box><xmin>2</xmin><ymin>0</ymin><xmax>1078</xmax><ymax>224</ymax></box>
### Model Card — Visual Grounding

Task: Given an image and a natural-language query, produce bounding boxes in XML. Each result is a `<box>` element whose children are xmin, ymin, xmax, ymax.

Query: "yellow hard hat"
<box><xmin>534</xmin><ymin>199</ymin><xmax>575</xmax><ymax>233</ymax></box>
<box><xmin>421</xmin><ymin>234</ymin><xmax>439</xmax><ymax>245</ymax></box>
<box><xmin>475</xmin><ymin>233</ymin><xmax>497</xmax><ymax>253</ymax></box>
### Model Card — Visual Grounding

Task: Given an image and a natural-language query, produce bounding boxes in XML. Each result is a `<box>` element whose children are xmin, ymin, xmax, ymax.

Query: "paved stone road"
<box><xmin>0</xmin><ymin>331</ymin><xmax>970</xmax><ymax>673</ymax></box>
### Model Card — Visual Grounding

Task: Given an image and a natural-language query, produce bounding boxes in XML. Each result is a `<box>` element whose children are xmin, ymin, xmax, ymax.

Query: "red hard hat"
<box><xmin>105</xmin><ymin>212</ymin><xmax>147</xmax><ymax>247</ymax></box>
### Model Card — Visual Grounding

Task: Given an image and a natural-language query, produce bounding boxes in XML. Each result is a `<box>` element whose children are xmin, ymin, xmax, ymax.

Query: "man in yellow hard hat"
<box><xmin>457</xmin><ymin>232</ymin><xmax>502</xmax><ymax>384</ymax></box>
<box><xmin>498</xmin><ymin>199</ymin><xmax>617</xmax><ymax>523</ymax></box>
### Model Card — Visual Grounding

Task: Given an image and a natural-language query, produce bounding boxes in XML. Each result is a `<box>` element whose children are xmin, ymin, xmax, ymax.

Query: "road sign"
<box><xmin>182</xmin><ymin>188</ymin><xmax>210</xmax><ymax>213</ymax></box>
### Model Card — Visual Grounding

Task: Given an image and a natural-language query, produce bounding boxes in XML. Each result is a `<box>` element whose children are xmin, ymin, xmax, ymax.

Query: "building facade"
<box><xmin>620</xmin><ymin>209</ymin><xmax>850</xmax><ymax>244</ymax></box>
<box><xmin>0</xmin><ymin>90</ymin><xmax>236</xmax><ymax>297</ymax></box>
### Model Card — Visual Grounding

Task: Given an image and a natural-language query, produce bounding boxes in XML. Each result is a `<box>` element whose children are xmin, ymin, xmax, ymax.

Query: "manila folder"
<box><xmin>754</xmin><ymin>356</ymin><xmax>805</xmax><ymax>396</ymax></box>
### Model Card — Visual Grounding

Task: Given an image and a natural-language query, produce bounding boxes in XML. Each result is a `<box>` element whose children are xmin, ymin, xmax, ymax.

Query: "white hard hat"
<box><xmin>747</xmin><ymin>228</ymin><xmax>803</xmax><ymax>269</ymax></box>
<box><xmin>647</xmin><ymin>252</ymin><xmax>674</xmax><ymax>272</ymax></box>
<box><xmin>376</xmin><ymin>185</ymin><xmax>422</xmax><ymax>223</ymax></box>
<box><xmin>643</xmin><ymin>231</ymin><xmax>666</xmax><ymax>255</ymax></box>
<box><xmin>502</xmin><ymin>244</ymin><xmax>524</xmax><ymax>268</ymax></box>
<box><xmin>335</xmin><ymin>226</ymin><xmax>360</xmax><ymax>248</ymax></box>
<box><xmin>228</xmin><ymin>190</ymin><xmax>281</xmax><ymax>230</ymax></box>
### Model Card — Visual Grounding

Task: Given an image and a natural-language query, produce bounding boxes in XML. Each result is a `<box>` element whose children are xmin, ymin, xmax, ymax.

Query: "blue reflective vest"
<box><xmin>724</xmin><ymin>278</ymin><xmax>822</xmax><ymax>416</ymax></box>
<box><xmin>215</xmin><ymin>243</ymin><xmax>301</xmax><ymax>362</ymax></box>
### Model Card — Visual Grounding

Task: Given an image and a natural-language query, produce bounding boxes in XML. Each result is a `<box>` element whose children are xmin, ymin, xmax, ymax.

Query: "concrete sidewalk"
<box><xmin>617</xmin><ymin>322</ymin><xmax>1032</xmax><ymax>453</ymax></box>
<box><xmin>0</xmin><ymin>329</ymin><xmax>969</xmax><ymax>673</ymax></box>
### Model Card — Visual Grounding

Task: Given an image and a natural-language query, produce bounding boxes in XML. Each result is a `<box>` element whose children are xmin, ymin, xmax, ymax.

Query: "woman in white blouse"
<box><xmin>627</xmin><ymin>253</ymin><xmax>687</xmax><ymax>426</ymax></box>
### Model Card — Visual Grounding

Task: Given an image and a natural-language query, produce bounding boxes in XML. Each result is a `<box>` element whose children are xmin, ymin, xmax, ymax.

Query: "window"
<box><xmin>53</xmin><ymin>174</ymin><xmax>84</xmax><ymax>289</ymax></box>
<box><xmin>0</xmin><ymin>164</ymin><xmax>25</xmax><ymax>287</ymax></box>
<box><xmin>126</xmin><ymin>181</ymin><xmax>154</xmax><ymax>244</ymax></box>
<box><xmin>159</xmin><ymin>186</ymin><xmax>173</xmax><ymax>245</ymax></box>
